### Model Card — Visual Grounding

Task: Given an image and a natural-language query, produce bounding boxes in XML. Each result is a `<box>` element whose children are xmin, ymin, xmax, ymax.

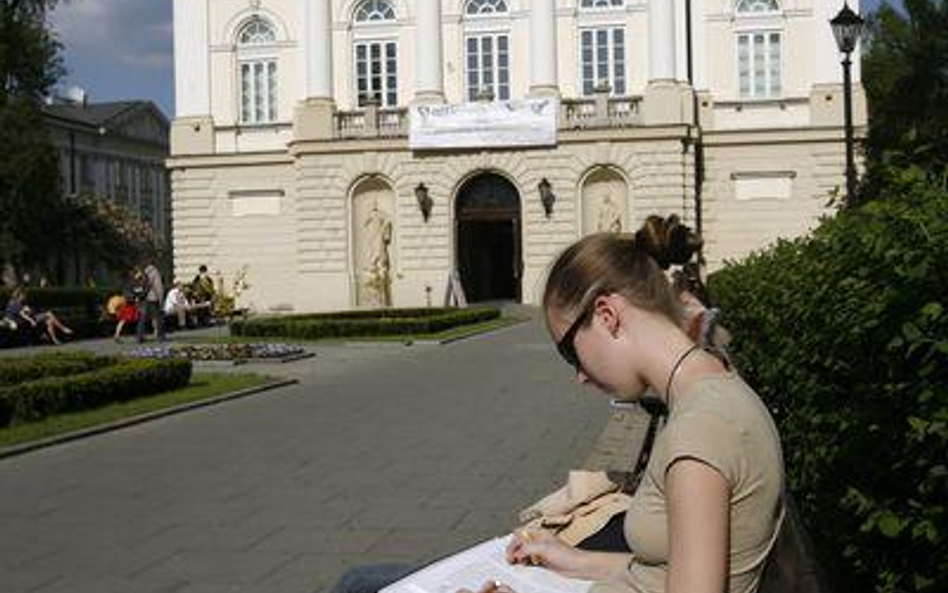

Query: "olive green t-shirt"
<box><xmin>591</xmin><ymin>373</ymin><xmax>785</xmax><ymax>593</ymax></box>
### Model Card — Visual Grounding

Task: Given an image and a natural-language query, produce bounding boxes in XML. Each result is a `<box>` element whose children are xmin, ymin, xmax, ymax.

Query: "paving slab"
<box><xmin>0</xmin><ymin>308</ymin><xmax>630</xmax><ymax>593</ymax></box>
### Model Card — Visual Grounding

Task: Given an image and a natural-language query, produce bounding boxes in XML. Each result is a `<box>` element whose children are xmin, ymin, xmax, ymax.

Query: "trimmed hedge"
<box><xmin>709</xmin><ymin>173</ymin><xmax>947</xmax><ymax>593</ymax></box>
<box><xmin>0</xmin><ymin>356</ymin><xmax>192</xmax><ymax>427</ymax></box>
<box><xmin>231</xmin><ymin>307</ymin><xmax>501</xmax><ymax>339</ymax></box>
<box><xmin>0</xmin><ymin>352</ymin><xmax>115</xmax><ymax>386</ymax></box>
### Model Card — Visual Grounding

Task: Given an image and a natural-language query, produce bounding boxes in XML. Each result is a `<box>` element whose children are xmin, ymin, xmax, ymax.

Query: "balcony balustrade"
<box><xmin>331</xmin><ymin>92</ymin><xmax>643</xmax><ymax>140</ymax></box>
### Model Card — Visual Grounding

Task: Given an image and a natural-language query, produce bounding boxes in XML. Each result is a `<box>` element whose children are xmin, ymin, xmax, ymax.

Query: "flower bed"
<box><xmin>129</xmin><ymin>343</ymin><xmax>306</xmax><ymax>361</ymax></box>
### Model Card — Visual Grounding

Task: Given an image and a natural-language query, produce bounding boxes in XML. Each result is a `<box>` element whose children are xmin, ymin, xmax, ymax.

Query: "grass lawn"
<box><xmin>0</xmin><ymin>372</ymin><xmax>273</xmax><ymax>449</ymax></box>
<box><xmin>179</xmin><ymin>314</ymin><xmax>530</xmax><ymax>345</ymax></box>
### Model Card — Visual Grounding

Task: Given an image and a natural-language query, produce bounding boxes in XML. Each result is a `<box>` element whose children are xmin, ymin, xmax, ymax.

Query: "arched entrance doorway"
<box><xmin>455</xmin><ymin>173</ymin><xmax>522</xmax><ymax>302</ymax></box>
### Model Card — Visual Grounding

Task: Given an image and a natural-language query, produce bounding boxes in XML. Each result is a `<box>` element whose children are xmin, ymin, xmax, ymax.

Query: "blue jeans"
<box><xmin>329</xmin><ymin>563</ymin><xmax>418</xmax><ymax>593</ymax></box>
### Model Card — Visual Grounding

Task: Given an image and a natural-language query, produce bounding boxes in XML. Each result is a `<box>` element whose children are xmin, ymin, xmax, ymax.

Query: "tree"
<box><xmin>0</xmin><ymin>0</ymin><xmax>66</xmax><ymax>281</ymax></box>
<box><xmin>862</xmin><ymin>0</ymin><xmax>948</xmax><ymax>196</ymax></box>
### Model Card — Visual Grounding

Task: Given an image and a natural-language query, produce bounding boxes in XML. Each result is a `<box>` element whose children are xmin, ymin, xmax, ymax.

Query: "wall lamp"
<box><xmin>415</xmin><ymin>183</ymin><xmax>433</xmax><ymax>223</ymax></box>
<box><xmin>538</xmin><ymin>178</ymin><xmax>556</xmax><ymax>218</ymax></box>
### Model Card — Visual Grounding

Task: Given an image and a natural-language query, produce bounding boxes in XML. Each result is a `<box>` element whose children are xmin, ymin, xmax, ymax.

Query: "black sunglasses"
<box><xmin>556</xmin><ymin>302</ymin><xmax>595</xmax><ymax>371</ymax></box>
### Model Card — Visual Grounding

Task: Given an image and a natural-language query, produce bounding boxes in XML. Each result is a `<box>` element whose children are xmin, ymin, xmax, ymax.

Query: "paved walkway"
<box><xmin>0</xmin><ymin>309</ymin><xmax>643</xmax><ymax>593</ymax></box>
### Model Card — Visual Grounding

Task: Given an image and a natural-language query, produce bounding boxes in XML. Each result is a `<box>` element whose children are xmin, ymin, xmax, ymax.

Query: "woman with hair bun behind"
<box><xmin>500</xmin><ymin>214</ymin><xmax>785</xmax><ymax>593</ymax></box>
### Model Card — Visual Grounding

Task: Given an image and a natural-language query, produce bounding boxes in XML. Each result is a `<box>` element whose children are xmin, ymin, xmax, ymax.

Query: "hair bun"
<box><xmin>635</xmin><ymin>214</ymin><xmax>703</xmax><ymax>270</ymax></box>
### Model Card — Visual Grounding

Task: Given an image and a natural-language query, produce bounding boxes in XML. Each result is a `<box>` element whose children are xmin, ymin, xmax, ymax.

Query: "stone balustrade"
<box><xmin>332</xmin><ymin>95</ymin><xmax>643</xmax><ymax>140</ymax></box>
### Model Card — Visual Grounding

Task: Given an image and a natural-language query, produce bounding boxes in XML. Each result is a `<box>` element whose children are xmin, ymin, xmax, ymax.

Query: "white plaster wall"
<box><xmin>701</xmin><ymin>133</ymin><xmax>842</xmax><ymax>271</ymax></box>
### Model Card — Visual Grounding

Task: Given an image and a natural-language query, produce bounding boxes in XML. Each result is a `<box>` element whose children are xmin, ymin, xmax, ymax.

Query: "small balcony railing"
<box><xmin>331</xmin><ymin>92</ymin><xmax>643</xmax><ymax>140</ymax></box>
<box><xmin>335</xmin><ymin>100</ymin><xmax>408</xmax><ymax>139</ymax></box>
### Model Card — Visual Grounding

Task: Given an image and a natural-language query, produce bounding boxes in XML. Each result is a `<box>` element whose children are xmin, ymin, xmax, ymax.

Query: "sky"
<box><xmin>47</xmin><ymin>0</ymin><xmax>904</xmax><ymax>120</ymax></box>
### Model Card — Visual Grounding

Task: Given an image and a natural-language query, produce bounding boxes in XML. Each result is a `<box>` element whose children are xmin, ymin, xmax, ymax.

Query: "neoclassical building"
<box><xmin>170</xmin><ymin>0</ymin><xmax>866</xmax><ymax>312</ymax></box>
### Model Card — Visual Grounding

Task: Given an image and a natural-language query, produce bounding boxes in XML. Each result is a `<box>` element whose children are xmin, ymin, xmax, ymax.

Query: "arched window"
<box><xmin>734</xmin><ymin>0</ymin><xmax>782</xmax><ymax>99</ymax></box>
<box><xmin>355</xmin><ymin>0</ymin><xmax>396</xmax><ymax>22</ymax></box>
<box><xmin>580</xmin><ymin>0</ymin><xmax>624</xmax><ymax>8</ymax></box>
<box><xmin>465</xmin><ymin>0</ymin><xmax>508</xmax><ymax>15</ymax></box>
<box><xmin>463</xmin><ymin>1</ymin><xmax>512</xmax><ymax>101</ymax></box>
<box><xmin>735</xmin><ymin>0</ymin><xmax>779</xmax><ymax>14</ymax></box>
<box><xmin>238</xmin><ymin>17</ymin><xmax>276</xmax><ymax>44</ymax></box>
<box><xmin>236</xmin><ymin>17</ymin><xmax>278</xmax><ymax>124</ymax></box>
<box><xmin>352</xmin><ymin>1</ymin><xmax>399</xmax><ymax>107</ymax></box>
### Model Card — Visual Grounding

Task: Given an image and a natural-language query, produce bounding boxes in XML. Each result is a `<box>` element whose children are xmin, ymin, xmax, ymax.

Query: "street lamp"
<box><xmin>830</xmin><ymin>2</ymin><xmax>866</xmax><ymax>205</ymax></box>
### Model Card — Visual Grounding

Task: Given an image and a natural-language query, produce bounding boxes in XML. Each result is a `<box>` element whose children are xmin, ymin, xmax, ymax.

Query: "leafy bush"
<box><xmin>0</xmin><ymin>356</ymin><xmax>192</xmax><ymax>427</ymax></box>
<box><xmin>709</xmin><ymin>171</ymin><xmax>947</xmax><ymax>593</ymax></box>
<box><xmin>231</xmin><ymin>307</ymin><xmax>501</xmax><ymax>339</ymax></box>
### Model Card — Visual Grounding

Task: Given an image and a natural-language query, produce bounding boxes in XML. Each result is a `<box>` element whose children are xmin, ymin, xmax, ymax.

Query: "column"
<box><xmin>173</xmin><ymin>0</ymin><xmax>209</xmax><ymax>117</ymax></box>
<box><xmin>295</xmin><ymin>0</ymin><xmax>335</xmax><ymax>141</ymax></box>
<box><xmin>306</xmin><ymin>0</ymin><xmax>333</xmax><ymax>100</ymax></box>
<box><xmin>414</xmin><ymin>0</ymin><xmax>444</xmax><ymax>103</ymax></box>
<box><xmin>529</xmin><ymin>0</ymin><xmax>559</xmax><ymax>97</ymax></box>
<box><xmin>648</xmin><ymin>0</ymin><xmax>676</xmax><ymax>82</ymax></box>
<box><xmin>171</xmin><ymin>0</ymin><xmax>212</xmax><ymax>155</ymax></box>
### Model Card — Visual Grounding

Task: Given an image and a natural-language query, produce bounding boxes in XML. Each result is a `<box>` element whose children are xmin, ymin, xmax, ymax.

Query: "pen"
<box><xmin>520</xmin><ymin>531</ymin><xmax>541</xmax><ymax>566</ymax></box>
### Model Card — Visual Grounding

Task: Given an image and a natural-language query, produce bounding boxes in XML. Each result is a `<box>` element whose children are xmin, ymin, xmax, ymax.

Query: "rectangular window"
<box><xmin>737</xmin><ymin>31</ymin><xmax>781</xmax><ymax>99</ymax></box>
<box><xmin>580</xmin><ymin>27</ymin><xmax>626</xmax><ymax>96</ymax></box>
<box><xmin>240</xmin><ymin>59</ymin><xmax>277</xmax><ymax>123</ymax></box>
<box><xmin>465</xmin><ymin>33</ymin><xmax>510</xmax><ymax>101</ymax></box>
<box><xmin>355</xmin><ymin>40</ymin><xmax>398</xmax><ymax>107</ymax></box>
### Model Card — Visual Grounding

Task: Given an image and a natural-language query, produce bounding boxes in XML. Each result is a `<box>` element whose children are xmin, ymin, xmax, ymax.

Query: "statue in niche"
<box><xmin>360</xmin><ymin>202</ymin><xmax>393</xmax><ymax>307</ymax></box>
<box><xmin>596</xmin><ymin>193</ymin><xmax>623</xmax><ymax>233</ymax></box>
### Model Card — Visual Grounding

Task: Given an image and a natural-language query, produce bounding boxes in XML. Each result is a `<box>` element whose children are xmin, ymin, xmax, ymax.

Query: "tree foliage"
<box><xmin>862</xmin><ymin>0</ymin><xmax>948</xmax><ymax>195</ymax></box>
<box><xmin>0</xmin><ymin>0</ymin><xmax>65</xmax><ymax>278</ymax></box>
<box><xmin>710</xmin><ymin>167</ymin><xmax>948</xmax><ymax>593</ymax></box>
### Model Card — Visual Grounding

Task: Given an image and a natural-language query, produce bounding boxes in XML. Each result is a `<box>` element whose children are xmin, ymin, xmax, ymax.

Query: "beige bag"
<box><xmin>518</xmin><ymin>470</ymin><xmax>632</xmax><ymax>546</ymax></box>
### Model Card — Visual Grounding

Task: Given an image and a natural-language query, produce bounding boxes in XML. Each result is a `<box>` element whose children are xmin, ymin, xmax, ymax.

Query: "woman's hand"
<box><xmin>458</xmin><ymin>580</ymin><xmax>517</xmax><ymax>593</ymax></box>
<box><xmin>505</xmin><ymin>530</ymin><xmax>587</xmax><ymax>577</ymax></box>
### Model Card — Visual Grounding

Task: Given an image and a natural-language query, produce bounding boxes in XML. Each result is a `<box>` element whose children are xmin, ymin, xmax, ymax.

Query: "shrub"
<box><xmin>0</xmin><ymin>351</ymin><xmax>114</xmax><ymax>386</ymax></box>
<box><xmin>231</xmin><ymin>307</ymin><xmax>501</xmax><ymax>339</ymax></box>
<box><xmin>0</xmin><ymin>356</ymin><xmax>192</xmax><ymax>427</ymax></box>
<box><xmin>709</xmin><ymin>171</ymin><xmax>947</xmax><ymax>593</ymax></box>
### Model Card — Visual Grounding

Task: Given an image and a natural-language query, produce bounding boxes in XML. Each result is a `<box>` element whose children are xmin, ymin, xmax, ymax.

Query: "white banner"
<box><xmin>409</xmin><ymin>99</ymin><xmax>557</xmax><ymax>150</ymax></box>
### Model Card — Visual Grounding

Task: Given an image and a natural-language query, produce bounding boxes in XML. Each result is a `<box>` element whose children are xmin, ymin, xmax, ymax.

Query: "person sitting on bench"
<box><xmin>4</xmin><ymin>287</ymin><xmax>74</xmax><ymax>345</ymax></box>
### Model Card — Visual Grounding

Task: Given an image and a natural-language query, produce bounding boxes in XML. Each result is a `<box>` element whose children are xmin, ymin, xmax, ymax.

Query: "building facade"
<box><xmin>44</xmin><ymin>97</ymin><xmax>173</xmax><ymax>246</ymax></box>
<box><xmin>170</xmin><ymin>0</ymin><xmax>866</xmax><ymax>313</ymax></box>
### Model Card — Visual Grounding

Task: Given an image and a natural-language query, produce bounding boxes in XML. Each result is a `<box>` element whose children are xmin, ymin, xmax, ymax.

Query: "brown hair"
<box><xmin>543</xmin><ymin>215</ymin><xmax>702</xmax><ymax>326</ymax></box>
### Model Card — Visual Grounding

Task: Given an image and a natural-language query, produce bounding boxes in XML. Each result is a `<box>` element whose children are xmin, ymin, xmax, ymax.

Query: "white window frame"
<box><xmin>354</xmin><ymin>0</ymin><xmax>397</xmax><ymax>22</ymax></box>
<box><xmin>464</xmin><ymin>0</ymin><xmax>509</xmax><ymax>15</ymax></box>
<box><xmin>464</xmin><ymin>31</ymin><xmax>511</xmax><ymax>101</ymax></box>
<box><xmin>735</xmin><ymin>28</ymin><xmax>782</xmax><ymax>99</ymax></box>
<box><xmin>733</xmin><ymin>0</ymin><xmax>780</xmax><ymax>15</ymax></box>
<box><xmin>579</xmin><ymin>0</ymin><xmax>625</xmax><ymax>10</ymax></box>
<box><xmin>353</xmin><ymin>37</ymin><xmax>399</xmax><ymax>107</ymax></box>
<box><xmin>578</xmin><ymin>26</ymin><xmax>627</xmax><ymax>97</ymax></box>
<box><xmin>235</xmin><ymin>17</ymin><xmax>279</xmax><ymax>125</ymax></box>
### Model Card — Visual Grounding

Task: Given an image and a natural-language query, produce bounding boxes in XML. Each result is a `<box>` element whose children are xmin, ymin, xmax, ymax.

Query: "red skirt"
<box><xmin>117</xmin><ymin>304</ymin><xmax>139</xmax><ymax>322</ymax></box>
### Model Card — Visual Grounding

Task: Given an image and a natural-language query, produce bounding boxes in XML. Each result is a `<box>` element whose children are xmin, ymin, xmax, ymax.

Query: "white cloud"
<box><xmin>119</xmin><ymin>52</ymin><xmax>172</xmax><ymax>70</ymax></box>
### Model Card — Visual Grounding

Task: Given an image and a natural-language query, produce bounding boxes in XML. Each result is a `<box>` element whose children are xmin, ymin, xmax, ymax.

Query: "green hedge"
<box><xmin>0</xmin><ymin>287</ymin><xmax>116</xmax><ymax>311</ymax></box>
<box><xmin>231</xmin><ymin>307</ymin><xmax>501</xmax><ymax>340</ymax></box>
<box><xmin>0</xmin><ymin>352</ymin><xmax>115</xmax><ymax>386</ymax></box>
<box><xmin>709</xmin><ymin>174</ymin><xmax>947</xmax><ymax>593</ymax></box>
<box><xmin>0</xmin><ymin>356</ymin><xmax>192</xmax><ymax>427</ymax></box>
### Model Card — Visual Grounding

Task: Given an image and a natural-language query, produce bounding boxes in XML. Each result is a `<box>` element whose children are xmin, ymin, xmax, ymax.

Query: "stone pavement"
<box><xmin>0</xmin><ymin>309</ymin><xmax>648</xmax><ymax>593</ymax></box>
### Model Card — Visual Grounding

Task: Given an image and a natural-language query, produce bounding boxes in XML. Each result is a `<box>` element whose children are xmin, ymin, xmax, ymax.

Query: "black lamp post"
<box><xmin>830</xmin><ymin>3</ymin><xmax>865</xmax><ymax>205</ymax></box>
<box><xmin>415</xmin><ymin>183</ymin><xmax>433</xmax><ymax>222</ymax></box>
<box><xmin>538</xmin><ymin>178</ymin><xmax>555</xmax><ymax>218</ymax></box>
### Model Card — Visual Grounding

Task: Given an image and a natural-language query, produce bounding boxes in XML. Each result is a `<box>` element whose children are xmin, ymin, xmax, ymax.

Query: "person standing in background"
<box><xmin>137</xmin><ymin>263</ymin><xmax>165</xmax><ymax>342</ymax></box>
